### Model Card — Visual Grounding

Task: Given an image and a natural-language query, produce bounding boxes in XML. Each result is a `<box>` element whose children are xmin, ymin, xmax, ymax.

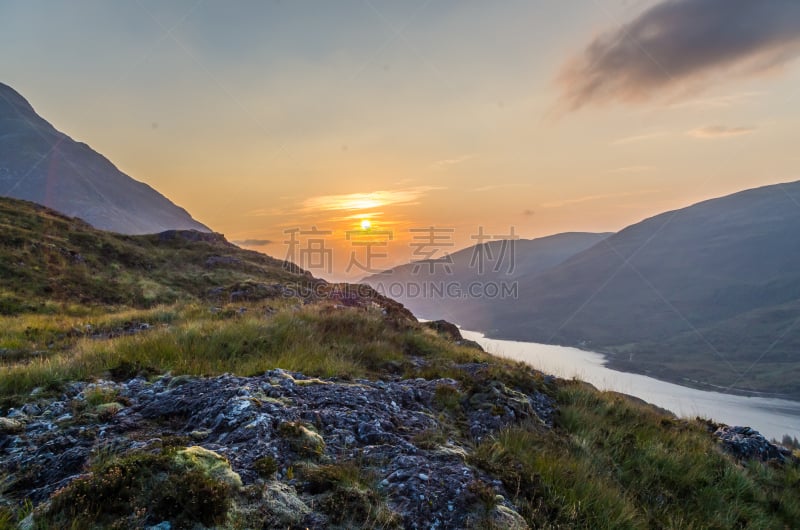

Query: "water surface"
<box><xmin>461</xmin><ymin>330</ymin><xmax>800</xmax><ymax>440</ymax></box>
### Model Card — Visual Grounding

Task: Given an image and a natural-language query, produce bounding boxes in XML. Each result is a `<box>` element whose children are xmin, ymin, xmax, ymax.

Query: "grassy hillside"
<box><xmin>0</xmin><ymin>196</ymin><xmax>304</xmax><ymax>315</ymax></box>
<box><xmin>0</xmin><ymin>197</ymin><xmax>798</xmax><ymax>529</ymax></box>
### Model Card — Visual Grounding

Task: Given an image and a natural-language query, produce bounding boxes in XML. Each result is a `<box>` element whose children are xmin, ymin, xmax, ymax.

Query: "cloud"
<box><xmin>430</xmin><ymin>154</ymin><xmax>475</xmax><ymax>169</ymax></box>
<box><xmin>232</xmin><ymin>239</ymin><xmax>273</xmax><ymax>246</ymax></box>
<box><xmin>541</xmin><ymin>189</ymin><xmax>661</xmax><ymax>209</ymax></box>
<box><xmin>301</xmin><ymin>186</ymin><xmax>442</xmax><ymax>212</ymax></box>
<box><xmin>326</xmin><ymin>211</ymin><xmax>386</xmax><ymax>222</ymax></box>
<box><xmin>668</xmin><ymin>91</ymin><xmax>766</xmax><ymax>109</ymax></box>
<box><xmin>557</xmin><ymin>0</ymin><xmax>800</xmax><ymax>111</ymax></box>
<box><xmin>686</xmin><ymin>125</ymin><xmax>757</xmax><ymax>138</ymax></box>
<box><xmin>611</xmin><ymin>132</ymin><xmax>669</xmax><ymax>146</ymax></box>
<box><xmin>468</xmin><ymin>183</ymin><xmax>531</xmax><ymax>193</ymax></box>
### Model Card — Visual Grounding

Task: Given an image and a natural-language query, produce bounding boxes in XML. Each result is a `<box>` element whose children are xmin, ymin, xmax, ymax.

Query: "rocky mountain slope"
<box><xmin>0</xmin><ymin>82</ymin><xmax>209</xmax><ymax>234</ymax></box>
<box><xmin>2</xmin><ymin>369</ymin><xmax>553</xmax><ymax>529</ymax></box>
<box><xmin>0</xmin><ymin>197</ymin><xmax>798</xmax><ymax>529</ymax></box>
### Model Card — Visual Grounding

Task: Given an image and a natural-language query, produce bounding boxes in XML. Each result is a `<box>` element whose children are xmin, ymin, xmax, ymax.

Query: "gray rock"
<box><xmin>22</xmin><ymin>403</ymin><xmax>42</xmax><ymax>416</ymax></box>
<box><xmin>713</xmin><ymin>425</ymin><xmax>792</xmax><ymax>462</ymax></box>
<box><xmin>6</xmin><ymin>409</ymin><xmax>26</xmax><ymax>420</ymax></box>
<box><xmin>491</xmin><ymin>504</ymin><xmax>530</xmax><ymax>530</ymax></box>
<box><xmin>261</xmin><ymin>481</ymin><xmax>312</xmax><ymax>527</ymax></box>
<box><xmin>0</xmin><ymin>417</ymin><xmax>24</xmax><ymax>434</ymax></box>
<box><xmin>0</xmin><ymin>369</ymin><xmax>556</xmax><ymax>528</ymax></box>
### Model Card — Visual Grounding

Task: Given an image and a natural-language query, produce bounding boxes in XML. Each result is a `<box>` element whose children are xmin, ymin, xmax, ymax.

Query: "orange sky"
<box><xmin>2</xmin><ymin>1</ymin><xmax>799</xmax><ymax>280</ymax></box>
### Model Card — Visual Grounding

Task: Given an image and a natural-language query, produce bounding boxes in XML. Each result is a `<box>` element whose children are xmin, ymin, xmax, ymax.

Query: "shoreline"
<box><xmin>460</xmin><ymin>327</ymin><xmax>800</xmax><ymax>441</ymax></box>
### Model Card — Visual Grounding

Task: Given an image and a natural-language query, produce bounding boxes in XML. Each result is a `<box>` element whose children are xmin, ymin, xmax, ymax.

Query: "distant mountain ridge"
<box><xmin>413</xmin><ymin>181</ymin><xmax>800</xmax><ymax>397</ymax></box>
<box><xmin>0</xmin><ymin>82</ymin><xmax>210</xmax><ymax>234</ymax></box>
<box><xmin>366</xmin><ymin>181</ymin><xmax>800</xmax><ymax>397</ymax></box>
<box><xmin>490</xmin><ymin>182</ymin><xmax>800</xmax><ymax>341</ymax></box>
<box><xmin>363</xmin><ymin>232</ymin><xmax>611</xmax><ymax>324</ymax></box>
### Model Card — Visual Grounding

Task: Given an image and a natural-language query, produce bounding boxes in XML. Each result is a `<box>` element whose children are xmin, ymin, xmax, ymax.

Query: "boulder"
<box><xmin>424</xmin><ymin>320</ymin><xmax>463</xmax><ymax>340</ymax></box>
<box><xmin>491</xmin><ymin>504</ymin><xmax>529</xmax><ymax>530</ymax></box>
<box><xmin>713</xmin><ymin>425</ymin><xmax>792</xmax><ymax>462</ymax></box>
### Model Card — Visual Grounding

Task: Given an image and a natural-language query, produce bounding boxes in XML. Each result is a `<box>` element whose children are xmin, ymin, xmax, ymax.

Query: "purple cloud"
<box><xmin>558</xmin><ymin>0</ymin><xmax>800</xmax><ymax>111</ymax></box>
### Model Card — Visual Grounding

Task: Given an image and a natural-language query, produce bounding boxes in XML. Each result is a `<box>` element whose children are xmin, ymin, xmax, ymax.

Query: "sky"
<box><xmin>2</xmin><ymin>0</ymin><xmax>800</xmax><ymax>280</ymax></box>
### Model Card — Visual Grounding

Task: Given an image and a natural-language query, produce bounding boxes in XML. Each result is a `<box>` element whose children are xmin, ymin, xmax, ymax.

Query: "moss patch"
<box><xmin>43</xmin><ymin>448</ymin><xmax>235</xmax><ymax>529</ymax></box>
<box><xmin>279</xmin><ymin>421</ymin><xmax>326</xmax><ymax>458</ymax></box>
<box><xmin>173</xmin><ymin>446</ymin><xmax>243</xmax><ymax>489</ymax></box>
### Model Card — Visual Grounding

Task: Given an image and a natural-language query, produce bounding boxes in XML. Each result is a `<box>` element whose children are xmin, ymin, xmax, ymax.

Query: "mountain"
<box><xmin>362</xmin><ymin>232</ymin><xmax>610</xmax><ymax>324</ymax></box>
<box><xmin>0</xmin><ymin>82</ymin><xmax>210</xmax><ymax>234</ymax></box>
<box><xmin>480</xmin><ymin>181</ymin><xmax>800</xmax><ymax>397</ymax></box>
<box><xmin>0</xmin><ymin>195</ymin><xmax>797</xmax><ymax>529</ymax></box>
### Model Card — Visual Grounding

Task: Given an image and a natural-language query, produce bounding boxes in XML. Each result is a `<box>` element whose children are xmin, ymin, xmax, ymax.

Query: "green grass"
<box><xmin>0</xmin><ymin>301</ymin><xmax>486</xmax><ymax>401</ymax></box>
<box><xmin>472</xmin><ymin>383</ymin><xmax>800</xmax><ymax>529</ymax></box>
<box><xmin>3</xmin><ymin>298</ymin><xmax>797</xmax><ymax>529</ymax></box>
<box><xmin>0</xmin><ymin>305</ymin><xmax>179</xmax><ymax>357</ymax></box>
<box><xmin>3</xmin><ymin>302</ymin><xmax>799</xmax><ymax>529</ymax></box>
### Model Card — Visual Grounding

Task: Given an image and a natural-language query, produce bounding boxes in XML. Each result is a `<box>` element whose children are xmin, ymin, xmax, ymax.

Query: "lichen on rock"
<box><xmin>0</xmin><ymin>369</ymin><xmax>555</xmax><ymax>528</ymax></box>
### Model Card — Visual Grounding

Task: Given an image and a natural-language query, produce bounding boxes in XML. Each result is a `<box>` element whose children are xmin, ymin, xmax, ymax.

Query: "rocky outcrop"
<box><xmin>0</xmin><ymin>369</ymin><xmax>553</xmax><ymax>528</ymax></box>
<box><xmin>424</xmin><ymin>320</ymin><xmax>462</xmax><ymax>341</ymax></box>
<box><xmin>424</xmin><ymin>320</ymin><xmax>483</xmax><ymax>350</ymax></box>
<box><xmin>712</xmin><ymin>425</ymin><xmax>793</xmax><ymax>462</ymax></box>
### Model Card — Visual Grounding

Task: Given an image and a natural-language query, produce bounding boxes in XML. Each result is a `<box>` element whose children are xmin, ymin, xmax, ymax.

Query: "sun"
<box><xmin>360</xmin><ymin>219</ymin><xmax>372</xmax><ymax>230</ymax></box>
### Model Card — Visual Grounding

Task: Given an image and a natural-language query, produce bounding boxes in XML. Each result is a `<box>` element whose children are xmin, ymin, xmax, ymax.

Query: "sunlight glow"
<box><xmin>301</xmin><ymin>187</ymin><xmax>441</xmax><ymax>212</ymax></box>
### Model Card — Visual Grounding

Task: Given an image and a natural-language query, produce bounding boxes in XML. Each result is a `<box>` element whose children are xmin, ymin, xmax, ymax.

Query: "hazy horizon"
<box><xmin>3</xmin><ymin>0</ymin><xmax>800</xmax><ymax>280</ymax></box>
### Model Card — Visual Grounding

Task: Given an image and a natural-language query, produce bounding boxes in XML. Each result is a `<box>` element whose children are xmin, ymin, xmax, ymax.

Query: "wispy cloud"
<box><xmin>668</xmin><ymin>91</ymin><xmax>766</xmax><ymax>109</ymax></box>
<box><xmin>686</xmin><ymin>125</ymin><xmax>757</xmax><ymax>139</ymax></box>
<box><xmin>232</xmin><ymin>239</ymin><xmax>272</xmax><ymax>247</ymax></box>
<box><xmin>468</xmin><ymin>183</ymin><xmax>532</xmax><ymax>193</ymax></box>
<box><xmin>301</xmin><ymin>186</ymin><xmax>442</xmax><ymax>212</ymax></box>
<box><xmin>430</xmin><ymin>154</ymin><xmax>475</xmax><ymax>169</ymax></box>
<box><xmin>470</xmin><ymin>185</ymin><xmax>500</xmax><ymax>192</ymax></box>
<box><xmin>557</xmin><ymin>0</ymin><xmax>800</xmax><ymax>111</ymax></box>
<box><xmin>611</xmin><ymin>132</ymin><xmax>669</xmax><ymax>146</ymax></box>
<box><xmin>541</xmin><ymin>189</ymin><xmax>661</xmax><ymax>209</ymax></box>
<box><xmin>325</xmin><ymin>211</ymin><xmax>385</xmax><ymax>222</ymax></box>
